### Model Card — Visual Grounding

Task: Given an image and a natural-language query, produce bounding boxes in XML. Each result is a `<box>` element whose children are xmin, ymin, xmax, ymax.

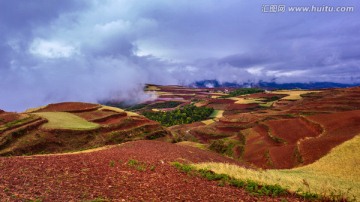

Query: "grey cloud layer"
<box><xmin>0</xmin><ymin>0</ymin><xmax>359</xmax><ymax>111</ymax></box>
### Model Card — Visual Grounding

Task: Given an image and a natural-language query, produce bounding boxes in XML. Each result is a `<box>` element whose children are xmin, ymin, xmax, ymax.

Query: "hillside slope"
<box><xmin>0</xmin><ymin>102</ymin><xmax>170</xmax><ymax>156</ymax></box>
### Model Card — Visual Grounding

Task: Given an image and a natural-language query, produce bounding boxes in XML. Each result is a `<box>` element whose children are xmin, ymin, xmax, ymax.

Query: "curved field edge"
<box><xmin>33</xmin><ymin>112</ymin><xmax>100</xmax><ymax>130</ymax></box>
<box><xmin>193</xmin><ymin>135</ymin><xmax>360</xmax><ymax>201</ymax></box>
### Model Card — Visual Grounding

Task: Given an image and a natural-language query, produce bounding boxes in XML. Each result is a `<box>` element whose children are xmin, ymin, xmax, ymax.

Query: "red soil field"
<box><xmin>214</xmin><ymin>122</ymin><xmax>251</xmax><ymax>133</ymax></box>
<box><xmin>94</xmin><ymin>114</ymin><xmax>129</xmax><ymax>125</ymax></box>
<box><xmin>226</xmin><ymin>103</ymin><xmax>259</xmax><ymax>111</ymax></box>
<box><xmin>243</xmin><ymin>125</ymin><xmax>277</xmax><ymax>168</ymax></box>
<box><xmin>0</xmin><ymin>112</ymin><xmax>21</xmax><ymax>123</ymax></box>
<box><xmin>208</xmin><ymin>98</ymin><xmax>235</xmax><ymax>104</ymax></box>
<box><xmin>289</xmin><ymin>87</ymin><xmax>360</xmax><ymax>113</ymax></box>
<box><xmin>0</xmin><ymin>140</ymin><xmax>301</xmax><ymax>201</ymax></box>
<box><xmin>206</xmin><ymin>103</ymin><xmax>229</xmax><ymax>110</ymax></box>
<box><xmin>100</xmin><ymin>117</ymin><xmax>154</xmax><ymax>132</ymax></box>
<box><xmin>158</xmin><ymin>95</ymin><xmax>192</xmax><ymax>100</ymax></box>
<box><xmin>269</xmin><ymin>145</ymin><xmax>298</xmax><ymax>169</ymax></box>
<box><xmin>300</xmin><ymin>134</ymin><xmax>354</xmax><ymax>165</ymax></box>
<box><xmin>74</xmin><ymin>110</ymin><xmax>119</xmax><ymax>121</ymax></box>
<box><xmin>36</xmin><ymin>102</ymin><xmax>101</xmax><ymax>112</ymax></box>
<box><xmin>190</xmin><ymin>126</ymin><xmax>231</xmax><ymax>143</ymax></box>
<box><xmin>219</xmin><ymin>113</ymin><xmax>259</xmax><ymax>123</ymax></box>
<box><xmin>299</xmin><ymin>110</ymin><xmax>360</xmax><ymax>164</ymax></box>
<box><xmin>265</xmin><ymin>118</ymin><xmax>321</xmax><ymax>144</ymax></box>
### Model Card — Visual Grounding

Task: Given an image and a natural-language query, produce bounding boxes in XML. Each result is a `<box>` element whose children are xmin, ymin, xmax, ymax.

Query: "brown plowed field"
<box><xmin>0</xmin><ymin>140</ymin><xmax>301</xmax><ymax>201</ymax></box>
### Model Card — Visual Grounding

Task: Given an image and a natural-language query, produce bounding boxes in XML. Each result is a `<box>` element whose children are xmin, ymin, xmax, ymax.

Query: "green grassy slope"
<box><xmin>34</xmin><ymin>112</ymin><xmax>100</xmax><ymax>130</ymax></box>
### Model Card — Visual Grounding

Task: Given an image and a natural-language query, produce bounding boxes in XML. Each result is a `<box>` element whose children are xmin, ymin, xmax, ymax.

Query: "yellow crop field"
<box><xmin>194</xmin><ymin>135</ymin><xmax>360</xmax><ymax>200</ymax></box>
<box><xmin>99</xmin><ymin>106</ymin><xmax>125</xmax><ymax>113</ymax></box>
<box><xmin>201</xmin><ymin>119</ymin><xmax>215</xmax><ymax>125</ymax></box>
<box><xmin>34</xmin><ymin>112</ymin><xmax>100</xmax><ymax>130</ymax></box>
<box><xmin>176</xmin><ymin>141</ymin><xmax>208</xmax><ymax>150</ymax></box>
<box><xmin>272</xmin><ymin>90</ymin><xmax>320</xmax><ymax>100</ymax></box>
<box><xmin>146</xmin><ymin>85</ymin><xmax>161</xmax><ymax>91</ymax></box>
<box><xmin>210</xmin><ymin>110</ymin><xmax>224</xmax><ymax>119</ymax></box>
<box><xmin>228</xmin><ymin>97</ymin><xmax>263</xmax><ymax>104</ymax></box>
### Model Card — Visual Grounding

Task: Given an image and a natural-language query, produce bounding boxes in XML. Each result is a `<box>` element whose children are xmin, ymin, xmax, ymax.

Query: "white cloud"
<box><xmin>29</xmin><ymin>38</ymin><xmax>78</xmax><ymax>59</ymax></box>
<box><xmin>246</xmin><ymin>67</ymin><xmax>264</xmax><ymax>76</ymax></box>
<box><xmin>266</xmin><ymin>70</ymin><xmax>308</xmax><ymax>77</ymax></box>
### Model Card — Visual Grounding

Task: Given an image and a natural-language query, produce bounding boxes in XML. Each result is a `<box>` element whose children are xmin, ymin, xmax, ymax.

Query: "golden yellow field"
<box><xmin>99</xmin><ymin>106</ymin><xmax>125</xmax><ymax>113</ymax></box>
<box><xmin>146</xmin><ymin>85</ymin><xmax>161</xmax><ymax>91</ymax></box>
<box><xmin>201</xmin><ymin>119</ymin><xmax>215</xmax><ymax>125</ymax></box>
<box><xmin>272</xmin><ymin>90</ymin><xmax>320</xmax><ymax>100</ymax></box>
<box><xmin>194</xmin><ymin>135</ymin><xmax>360</xmax><ymax>200</ymax></box>
<box><xmin>99</xmin><ymin>106</ymin><xmax>139</xmax><ymax>116</ymax></box>
<box><xmin>228</xmin><ymin>97</ymin><xmax>263</xmax><ymax>104</ymax></box>
<box><xmin>210</xmin><ymin>110</ymin><xmax>224</xmax><ymax>119</ymax></box>
<box><xmin>176</xmin><ymin>141</ymin><xmax>208</xmax><ymax>150</ymax></box>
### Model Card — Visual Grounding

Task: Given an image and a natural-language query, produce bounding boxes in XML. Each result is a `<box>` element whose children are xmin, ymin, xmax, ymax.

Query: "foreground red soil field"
<box><xmin>0</xmin><ymin>141</ymin><xmax>302</xmax><ymax>201</ymax></box>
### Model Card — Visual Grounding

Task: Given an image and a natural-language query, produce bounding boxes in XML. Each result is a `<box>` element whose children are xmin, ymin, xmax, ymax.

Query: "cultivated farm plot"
<box><xmin>34</xmin><ymin>102</ymin><xmax>101</xmax><ymax>112</ymax></box>
<box><xmin>33</xmin><ymin>112</ymin><xmax>100</xmax><ymax>130</ymax></box>
<box><xmin>272</xmin><ymin>90</ymin><xmax>321</xmax><ymax>100</ymax></box>
<box><xmin>265</xmin><ymin>118</ymin><xmax>321</xmax><ymax>144</ymax></box>
<box><xmin>74</xmin><ymin>110</ymin><xmax>118</xmax><ymax>121</ymax></box>
<box><xmin>228</xmin><ymin>97</ymin><xmax>263</xmax><ymax>104</ymax></box>
<box><xmin>242</xmin><ymin>126</ymin><xmax>276</xmax><ymax>168</ymax></box>
<box><xmin>201</xmin><ymin>119</ymin><xmax>215</xmax><ymax>125</ymax></box>
<box><xmin>268</xmin><ymin>144</ymin><xmax>299</xmax><ymax>169</ymax></box>
<box><xmin>209</xmin><ymin>110</ymin><xmax>224</xmax><ymax>119</ymax></box>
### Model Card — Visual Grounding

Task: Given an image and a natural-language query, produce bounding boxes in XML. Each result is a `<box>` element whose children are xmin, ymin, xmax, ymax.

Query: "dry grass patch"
<box><xmin>33</xmin><ymin>112</ymin><xmax>100</xmax><ymax>130</ymax></box>
<box><xmin>194</xmin><ymin>135</ymin><xmax>360</xmax><ymax>200</ymax></box>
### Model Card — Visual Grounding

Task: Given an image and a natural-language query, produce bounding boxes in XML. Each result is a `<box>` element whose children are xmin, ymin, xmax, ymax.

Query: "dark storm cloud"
<box><xmin>0</xmin><ymin>0</ymin><xmax>359</xmax><ymax>111</ymax></box>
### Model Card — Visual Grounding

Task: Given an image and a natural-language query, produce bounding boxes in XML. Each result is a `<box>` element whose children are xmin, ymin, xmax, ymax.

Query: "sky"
<box><xmin>0</xmin><ymin>0</ymin><xmax>359</xmax><ymax>111</ymax></box>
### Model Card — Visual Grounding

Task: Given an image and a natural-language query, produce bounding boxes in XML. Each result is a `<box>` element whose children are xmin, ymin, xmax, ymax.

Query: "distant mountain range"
<box><xmin>190</xmin><ymin>80</ymin><xmax>360</xmax><ymax>90</ymax></box>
